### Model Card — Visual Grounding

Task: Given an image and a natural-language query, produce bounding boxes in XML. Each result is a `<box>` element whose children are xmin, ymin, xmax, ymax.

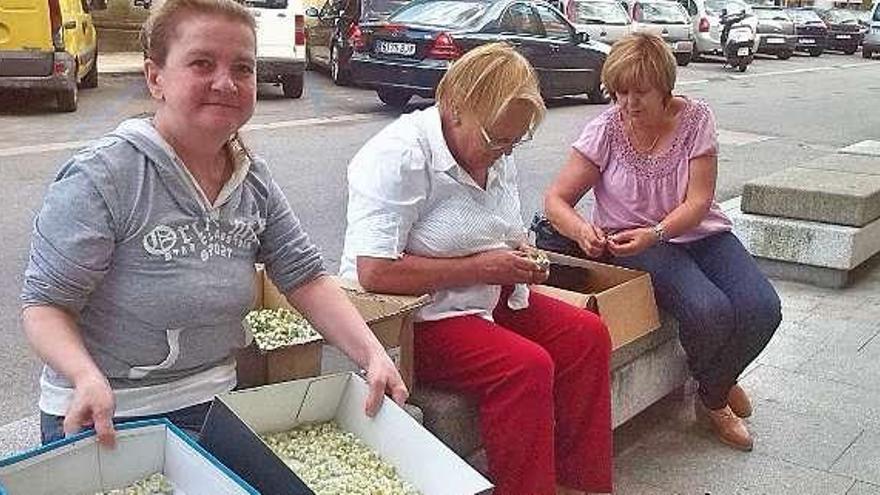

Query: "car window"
<box><xmin>533</xmin><ymin>3</ymin><xmax>574</xmax><ymax>38</ymax></box>
<box><xmin>824</xmin><ymin>9</ymin><xmax>857</xmax><ymax>24</ymax></box>
<box><xmin>789</xmin><ymin>9</ymin><xmax>822</xmax><ymax>23</ymax></box>
<box><xmin>574</xmin><ymin>1</ymin><xmax>631</xmax><ymax>24</ymax></box>
<box><xmin>634</xmin><ymin>1</ymin><xmax>688</xmax><ymax>23</ymax></box>
<box><xmin>389</xmin><ymin>0</ymin><xmax>490</xmax><ymax>28</ymax></box>
<box><xmin>244</xmin><ymin>0</ymin><xmax>289</xmax><ymax>9</ymax></box>
<box><xmin>80</xmin><ymin>0</ymin><xmax>91</xmax><ymax>13</ymax></box>
<box><xmin>361</xmin><ymin>0</ymin><xmax>411</xmax><ymax>20</ymax></box>
<box><xmin>500</xmin><ymin>3</ymin><xmax>542</xmax><ymax>35</ymax></box>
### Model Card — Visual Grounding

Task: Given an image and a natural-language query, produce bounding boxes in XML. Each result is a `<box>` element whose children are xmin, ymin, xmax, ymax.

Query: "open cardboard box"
<box><xmin>532</xmin><ymin>251</ymin><xmax>661</xmax><ymax>349</ymax></box>
<box><xmin>236</xmin><ymin>267</ymin><xmax>429</xmax><ymax>390</ymax></box>
<box><xmin>200</xmin><ymin>372</ymin><xmax>493</xmax><ymax>495</ymax></box>
<box><xmin>0</xmin><ymin>419</ymin><xmax>256</xmax><ymax>495</ymax></box>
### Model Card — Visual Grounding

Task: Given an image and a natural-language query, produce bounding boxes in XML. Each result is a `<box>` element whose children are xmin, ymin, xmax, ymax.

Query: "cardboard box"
<box><xmin>236</xmin><ymin>267</ymin><xmax>429</xmax><ymax>390</ymax></box>
<box><xmin>0</xmin><ymin>419</ymin><xmax>257</xmax><ymax>495</ymax></box>
<box><xmin>200</xmin><ymin>372</ymin><xmax>493</xmax><ymax>495</ymax></box>
<box><xmin>532</xmin><ymin>251</ymin><xmax>661</xmax><ymax>349</ymax></box>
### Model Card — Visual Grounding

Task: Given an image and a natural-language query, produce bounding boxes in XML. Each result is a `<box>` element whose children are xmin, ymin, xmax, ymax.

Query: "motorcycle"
<box><xmin>719</xmin><ymin>7</ymin><xmax>755</xmax><ymax>72</ymax></box>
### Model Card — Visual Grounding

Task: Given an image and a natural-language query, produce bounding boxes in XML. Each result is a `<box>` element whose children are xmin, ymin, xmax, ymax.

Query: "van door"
<box><xmin>62</xmin><ymin>0</ymin><xmax>97</xmax><ymax>79</ymax></box>
<box><xmin>250</xmin><ymin>0</ymin><xmax>298</xmax><ymax>60</ymax></box>
<box><xmin>0</xmin><ymin>0</ymin><xmax>55</xmax><ymax>77</ymax></box>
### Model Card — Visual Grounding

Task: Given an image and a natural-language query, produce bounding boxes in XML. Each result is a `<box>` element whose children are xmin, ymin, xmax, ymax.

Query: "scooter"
<box><xmin>719</xmin><ymin>8</ymin><xmax>755</xmax><ymax>72</ymax></box>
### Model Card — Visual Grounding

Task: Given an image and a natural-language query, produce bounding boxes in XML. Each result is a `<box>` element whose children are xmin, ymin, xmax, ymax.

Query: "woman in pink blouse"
<box><xmin>544</xmin><ymin>33</ymin><xmax>780</xmax><ymax>452</ymax></box>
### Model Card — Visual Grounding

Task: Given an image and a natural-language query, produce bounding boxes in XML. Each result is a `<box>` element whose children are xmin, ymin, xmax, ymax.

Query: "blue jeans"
<box><xmin>612</xmin><ymin>232</ymin><xmax>781</xmax><ymax>409</ymax></box>
<box><xmin>40</xmin><ymin>401</ymin><xmax>211</xmax><ymax>445</ymax></box>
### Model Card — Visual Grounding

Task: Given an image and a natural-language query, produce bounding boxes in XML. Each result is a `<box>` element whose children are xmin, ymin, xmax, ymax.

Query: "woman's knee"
<box><xmin>572</xmin><ymin>311</ymin><xmax>612</xmax><ymax>356</ymax></box>
<box><xmin>742</xmin><ymin>289</ymin><xmax>782</xmax><ymax>337</ymax></box>
<box><xmin>512</xmin><ymin>345</ymin><xmax>555</xmax><ymax>388</ymax></box>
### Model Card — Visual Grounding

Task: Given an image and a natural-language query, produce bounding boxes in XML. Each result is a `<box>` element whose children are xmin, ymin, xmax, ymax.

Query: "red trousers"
<box><xmin>414</xmin><ymin>289</ymin><xmax>613</xmax><ymax>495</ymax></box>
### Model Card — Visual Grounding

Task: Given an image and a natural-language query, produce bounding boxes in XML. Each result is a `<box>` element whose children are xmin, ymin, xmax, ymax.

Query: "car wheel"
<box><xmin>737</xmin><ymin>62</ymin><xmax>748</xmax><ymax>72</ymax></box>
<box><xmin>844</xmin><ymin>47</ymin><xmax>857</xmax><ymax>55</ymax></box>
<box><xmin>675</xmin><ymin>53</ymin><xmax>691</xmax><ymax>67</ymax></box>
<box><xmin>281</xmin><ymin>74</ymin><xmax>304</xmax><ymax>99</ymax></box>
<box><xmin>80</xmin><ymin>53</ymin><xmax>98</xmax><ymax>89</ymax></box>
<box><xmin>776</xmin><ymin>50</ymin><xmax>791</xmax><ymax>60</ymax></box>
<box><xmin>809</xmin><ymin>48</ymin><xmax>822</xmax><ymax>57</ymax></box>
<box><xmin>587</xmin><ymin>80</ymin><xmax>610</xmax><ymax>105</ymax></box>
<box><xmin>863</xmin><ymin>48</ymin><xmax>873</xmax><ymax>59</ymax></box>
<box><xmin>57</xmin><ymin>85</ymin><xmax>78</xmax><ymax>112</ymax></box>
<box><xmin>691</xmin><ymin>44</ymin><xmax>702</xmax><ymax>62</ymax></box>
<box><xmin>376</xmin><ymin>88</ymin><xmax>411</xmax><ymax>108</ymax></box>
<box><xmin>330</xmin><ymin>44</ymin><xmax>351</xmax><ymax>86</ymax></box>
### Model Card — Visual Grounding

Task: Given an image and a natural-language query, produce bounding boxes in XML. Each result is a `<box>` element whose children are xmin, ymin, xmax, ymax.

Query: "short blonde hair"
<box><xmin>141</xmin><ymin>0</ymin><xmax>256</xmax><ymax>66</ymax></box>
<box><xmin>601</xmin><ymin>32</ymin><xmax>676</xmax><ymax>101</ymax></box>
<box><xmin>436</xmin><ymin>43</ymin><xmax>545</xmax><ymax>129</ymax></box>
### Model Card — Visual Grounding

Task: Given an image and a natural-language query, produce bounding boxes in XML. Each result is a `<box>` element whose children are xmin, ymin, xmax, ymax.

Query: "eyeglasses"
<box><xmin>479</xmin><ymin>123</ymin><xmax>534</xmax><ymax>153</ymax></box>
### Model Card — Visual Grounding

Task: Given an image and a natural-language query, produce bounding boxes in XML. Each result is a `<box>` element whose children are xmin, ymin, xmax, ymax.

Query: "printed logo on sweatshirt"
<box><xmin>143</xmin><ymin>217</ymin><xmax>266</xmax><ymax>262</ymax></box>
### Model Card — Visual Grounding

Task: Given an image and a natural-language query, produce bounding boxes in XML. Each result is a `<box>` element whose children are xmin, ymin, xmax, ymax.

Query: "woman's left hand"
<box><xmin>363</xmin><ymin>350</ymin><xmax>409</xmax><ymax>417</ymax></box>
<box><xmin>607</xmin><ymin>228</ymin><xmax>657</xmax><ymax>257</ymax></box>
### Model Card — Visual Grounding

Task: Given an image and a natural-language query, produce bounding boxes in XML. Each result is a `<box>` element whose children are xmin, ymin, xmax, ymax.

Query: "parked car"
<box><xmin>864</xmin><ymin>3</ymin><xmax>880</xmax><ymax>59</ymax></box>
<box><xmin>0</xmin><ymin>0</ymin><xmax>102</xmax><ymax>112</ymax></box>
<box><xmin>786</xmin><ymin>7</ymin><xmax>827</xmax><ymax>57</ymax></box>
<box><xmin>246</xmin><ymin>0</ymin><xmax>307</xmax><ymax>98</ymax></box>
<box><xmin>304</xmin><ymin>0</ymin><xmax>410</xmax><ymax>85</ymax></box>
<box><xmin>570</xmin><ymin>0</ymin><xmax>634</xmax><ymax>46</ymax></box>
<box><xmin>631</xmin><ymin>0</ymin><xmax>694</xmax><ymax>65</ymax></box>
<box><xmin>752</xmin><ymin>6</ymin><xmax>795</xmax><ymax>60</ymax></box>
<box><xmin>676</xmin><ymin>0</ymin><xmax>756</xmax><ymax>60</ymax></box>
<box><xmin>350</xmin><ymin>0</ymin><xmax>611</xmax><ymax>108</ymax></box>
<box><xmin>814</xmin><ymin>8</ymin><xmax>862</xmax><ymax>55</ymax></box>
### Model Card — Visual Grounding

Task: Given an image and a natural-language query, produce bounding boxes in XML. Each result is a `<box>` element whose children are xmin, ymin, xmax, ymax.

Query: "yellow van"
<box><xmin>0</xmin><ymin>0</ymin><xmax>101</xmax><ymax>112</ymax></box>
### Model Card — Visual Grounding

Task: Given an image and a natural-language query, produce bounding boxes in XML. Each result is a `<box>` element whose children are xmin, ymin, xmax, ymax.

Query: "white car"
<box><xmin>571</xmin><ymin>0</ymin><xmax>634</xmax><ymax>46</ymax></box>
<box><xmin>676</xmin><ymin>0</ymin><xmax>757</xmax><ymax>58</ymax></box>
<box><xmin>246</xmin><ymin>0</ymin><xmax>307</xmax><ymax>98</ymax></box>
<box><xmin>631</xmin><ymin>0</ymin><xmax>694</xmax><ymax>65</ymax></box>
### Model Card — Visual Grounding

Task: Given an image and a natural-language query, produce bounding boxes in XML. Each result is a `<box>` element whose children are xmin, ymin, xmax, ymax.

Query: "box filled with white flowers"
<box><xmin>235</xmin><ymin>267</ymin><xmax>429</xmax><ymax>390</ymax></box>
<box><xmin>0</xmin><ymin>419</ymin><xmax>257</xmax><ymax>495</ymax></box>
<box><xmin>200</xmin><ymin>372</ymin><xmax>493</xmax><ymax>495</ymax></box>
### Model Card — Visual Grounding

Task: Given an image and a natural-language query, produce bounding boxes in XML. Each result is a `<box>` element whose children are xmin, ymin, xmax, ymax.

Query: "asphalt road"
<box><xmin>0</xmin><ymin>50</ymin><xmax>877</xmax><ymax>426</ymax></box>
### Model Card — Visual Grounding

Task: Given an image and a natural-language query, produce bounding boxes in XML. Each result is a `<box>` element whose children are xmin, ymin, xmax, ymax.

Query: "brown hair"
<box><xmin>435</xmin><ymin>42</ymin><xmax>545</xmax><ymax>129</ymax></box>
<box><xmin>140</xmin><ymin>0</ymin><xmax>256</xmax><ymax>66</ymax></box>
<box><xmin>601</xmin><ymin>32</ymin><xmax>676</xmax><ymax>102</ymax></box>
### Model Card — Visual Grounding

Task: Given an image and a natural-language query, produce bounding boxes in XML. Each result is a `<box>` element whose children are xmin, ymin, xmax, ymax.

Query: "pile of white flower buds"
<box><xmin>262</xmin><ymin>421</ymin><xmax>420</xmax><ymax>495</ymax></box>
<box><xmin>245</xmin><ymin>308</ymin><xmax>321</xmax><ymax>350</ymax></box>
<box><xmin>96</xmin><ymin>472</ymin><xmax>174</xmax><ymax>495</ymax></box>
<box><xmin>526</xmin><ymin>250</ymin><xmax>551</xmax><ymax>271</ymax></box>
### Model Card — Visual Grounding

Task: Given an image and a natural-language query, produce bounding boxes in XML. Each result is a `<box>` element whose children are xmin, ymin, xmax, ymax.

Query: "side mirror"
<box><xmin>63</xmin><ymin>20</ymin><xmax>77</xmax><ymax>29</ymax></box>
<box><xmin>305</xmin><ymin>6</ymin><xmax>319</xmax><ymax>16</ymax></box>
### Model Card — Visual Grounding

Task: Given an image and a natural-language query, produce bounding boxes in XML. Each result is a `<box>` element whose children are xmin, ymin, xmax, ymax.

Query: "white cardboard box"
<box><xmin>201</xmin><ymin>372</ymin><xmax>493</xmax><ymax>495</ymax></box>
<box><xmin>0</xmin><ymin>419</ymin><xmax>257</xmax><ymax>495</ymax></box>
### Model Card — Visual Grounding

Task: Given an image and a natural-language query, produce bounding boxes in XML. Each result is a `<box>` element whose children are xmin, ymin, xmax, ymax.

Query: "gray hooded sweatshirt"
<box><xmin>22</xmin><ymin>118</ymin><xmax>325</xmax><ymax>415</ymax></box>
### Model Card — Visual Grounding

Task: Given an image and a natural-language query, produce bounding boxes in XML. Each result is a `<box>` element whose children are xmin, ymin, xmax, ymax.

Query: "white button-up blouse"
<box><xmin>339</xmin><ymin>106</ymin><xmax>529</xmax><ymax>322</ymax></box>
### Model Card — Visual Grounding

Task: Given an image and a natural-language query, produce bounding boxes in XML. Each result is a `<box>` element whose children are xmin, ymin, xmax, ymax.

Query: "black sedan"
<box><xmin>787</xmin><ymin>8</ymin><xmax>828</xmax><ymax>57</ymax></box>
<box><xmin>349</xmin><ymin>0</ymin><xmax>611</xmax><ymax>107</ymax></box>
<box><xmin>815</xmin><ymin>8</ymin><xmax>863</xmax><ymax>55</ymax></box>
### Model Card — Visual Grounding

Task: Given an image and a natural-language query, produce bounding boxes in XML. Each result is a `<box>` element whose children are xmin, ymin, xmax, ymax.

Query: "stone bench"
<box><xmin>408</xmin><ymin>313</ymin><xmax>687</xmax><ymax>469</ymax></box>
<box><xmin>728</xmin><ymin>153</ymin><xmax>880</xmax><ymax>288</ymax></box>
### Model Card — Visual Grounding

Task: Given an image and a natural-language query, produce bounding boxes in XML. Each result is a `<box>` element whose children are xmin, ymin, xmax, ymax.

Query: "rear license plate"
<box><xmin>836</xmin><ymin>34</ymin><xmax>851</xmax><ymax>39</ymax></box>
<box><xmin>737</xmin><ymin>47</ymin><xmax>750</xmax><ymax>56</ymax></box>
<box><xmin>766</xmin><ymin>37</ymin><xmax>784</xmax><ymax>44</ymax></box>
<box><xmin>675</xmin><ymin>41</ymin><xmax>693</xmax><ymax>51</ymax></box>
<box><xmin>375</xmin><ymin>40</ymin><xmax>416</xmax><ymax>56</ymax></box>
<box><xmin>801</xmin><ymin>38</ymin><xmax>815</xmax><ymax>44</ymax></box>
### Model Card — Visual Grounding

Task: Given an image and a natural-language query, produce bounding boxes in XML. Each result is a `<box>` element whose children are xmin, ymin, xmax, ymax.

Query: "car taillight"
<box><xmin>348</xmin><ymin>24</ymin><xmax>365</xmax><ymax>51</ymax></box>
<box><xmin>294</xmin><ymin>14</ymin><xmax>305</xmax><ymax>45</ymax></box>
<box><xmin>699</xmin><ymin>17</ymin><xmax>710</xmax><ymax>32</ymax></box>
<box><xmin>427</xmin><ymin>32</ymin><xmax>461</xmax><ymax>60</ymax></box>
<box><xmin>48</xmin><ymin>0</ymin><xmax>63</xmax><ymax>50</ymax></box>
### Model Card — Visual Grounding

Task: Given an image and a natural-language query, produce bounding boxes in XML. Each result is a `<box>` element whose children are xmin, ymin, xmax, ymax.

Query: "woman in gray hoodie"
<box><xmin>21</xmin><ymin>0</ymin><xmax>406</xmax><ymax>447</ymax></box>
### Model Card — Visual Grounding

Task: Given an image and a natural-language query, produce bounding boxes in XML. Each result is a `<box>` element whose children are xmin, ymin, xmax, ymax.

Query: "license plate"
<box><xmin>836</xmin><ymin>34</ymin><xmax>851</xmax><ymax>39</ymax></box>
<box><xmin>375</xmin><ymin>40</ymin><xmax>416</xmax><ymax>56</ymax></box>
<box><xmin>766</xmin><ymin>37</ymin><xmax>784</xmax><ymax>44</ymax></box>
<box><xmin>675</xmin><ymin>41</ymin><xmax>693</xmax><ymax>51</ymax></box>
<box><xmin>737</xmin><ymin>47</ymin><xmax>750</xmax><ymax>56</ymax></box>
<box><xmin>801</xmin><ymin>38</ymin><xmax>815</xmax><ymax>44</ymax></box>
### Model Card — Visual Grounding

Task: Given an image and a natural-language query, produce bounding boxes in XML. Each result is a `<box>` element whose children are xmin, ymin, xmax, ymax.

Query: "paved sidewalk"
<box><xmin>98</xmin><ymin>52</ymin><xmax>144</xmax><ymax>75</ymax></box>
<box><xmin>2</xmin><ymin>256</ymin><xmax>879</xmax><ymax>494</ymax></box>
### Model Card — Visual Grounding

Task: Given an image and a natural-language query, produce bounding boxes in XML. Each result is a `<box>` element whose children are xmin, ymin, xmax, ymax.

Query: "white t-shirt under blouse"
<box><xmin>340</xmin><ymin>106</ymin><xmax>529</xmax><ymax>322</ymax></box>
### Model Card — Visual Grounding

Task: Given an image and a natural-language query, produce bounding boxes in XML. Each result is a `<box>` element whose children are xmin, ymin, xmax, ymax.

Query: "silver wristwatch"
<box><xmin>652</xmin><ymin>223</ymin><xmax>667</xmax><ymax>242</ymax></box>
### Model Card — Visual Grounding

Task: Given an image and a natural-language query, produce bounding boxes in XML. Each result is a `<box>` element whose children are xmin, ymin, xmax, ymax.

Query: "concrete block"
<box><xmin>728</xmin><ymin>197</ymin><xmax>880</xmax><ymax>271</ymax></box>
<box><xmin>742</xmin><ymin>167</ymin><xmax>880</xmax><ymax>227</ymax></box>
<box><xmin>408</xmin><ymin>387</ymin><xmax>481</xmax><ymax>458</ymax></box>
<box><xmin>0</xmin><ymin>415</ymin><xmax>39</xmax><ymax>458</ymax></box>
<box><xmin>841</xmin><ymin>140</ymin><xmax>880</xmax><ymax>158</ymax></box>
<box><xmin>756</xmin><ymin>257</ymin><xmax>851</xmax><ymax>288</ymax></box>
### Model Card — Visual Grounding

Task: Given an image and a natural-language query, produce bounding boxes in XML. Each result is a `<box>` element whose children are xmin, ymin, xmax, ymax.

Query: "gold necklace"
<box><xmin>627</xmin><ymin>118</ymin><xmax>661</xmax><ymax>153</ymax></box>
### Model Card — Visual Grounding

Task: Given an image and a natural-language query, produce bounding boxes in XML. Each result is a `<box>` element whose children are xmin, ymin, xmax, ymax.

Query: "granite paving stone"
<box><xmin>831</xmin><ymin>431</ymin><xmax>880</xmax><ymax>486</ymax></box>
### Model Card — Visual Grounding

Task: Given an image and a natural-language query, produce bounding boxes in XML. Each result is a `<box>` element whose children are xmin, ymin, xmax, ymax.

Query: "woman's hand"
<box><xmin>475</xmin><ymin>249</ymin><xmax>549</xmax><ymax>285</ymax></box>
<box><xmin>576</xmin><ymin>222</ymin><xmax>608</xmax><ymax>259</ymax></box>
<box><xmin>63</xmin><ymin>372</ymin><xmax>116</xmax><ymax>447</ymax></box>
<box><xmin>363</xmin><ymin>350</ymin><xmax>409</xmax><ymax>417</ymax></box>
<box><xmin>607</xmin><ymin>228</ymin><xmax>657</xmax><ymax>257</ymax></box>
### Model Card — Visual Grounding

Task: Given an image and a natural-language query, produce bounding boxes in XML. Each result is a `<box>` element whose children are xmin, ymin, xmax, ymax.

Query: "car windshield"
<box><xmin>389</xmin><ymin>0</ymin><xmax>490</xmax><ymax>28</ymax></box>
<box><xmin>575</xmin><ymin>1</ymin><xmax>631</xmax><ymax>24</ymax></box>
<box><xmin>636</xmin><ymin>1</ymin><xmax>688</xmax><ymax>23</ymax></box>
<box><xmin>823</xmin><ymin>9</ymin><xmax>857</xmax><ymax>24</ymax></box>
<box><xmin>361</xmin><ymin>0</ymin><xmax>411</xmax><ymax>20</ymax></box>
<box><xmin>243</xmin><ymin>0</ymin><xmax>288</xmax><ymax>8</ymax></box>
<box><xmin>754</xmin><ymin>8</ymin><xmax>788</xmax><ymax>21</ymax></box>
<box><xmin>705</xmin><ymin>0</ymin><xmax>750</xmax><ymax>16</ymax></box>
<box><xmin>789</xmin><ymin>9</ymin><xmax>822</xmax><ymax>23</ymax></box>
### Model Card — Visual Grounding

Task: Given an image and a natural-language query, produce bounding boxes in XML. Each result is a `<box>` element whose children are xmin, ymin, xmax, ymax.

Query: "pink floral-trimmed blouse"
<box><xmin>572</xmin><ymin>97</ymin><xmax>733</xmax><ymax>244</ymax></box>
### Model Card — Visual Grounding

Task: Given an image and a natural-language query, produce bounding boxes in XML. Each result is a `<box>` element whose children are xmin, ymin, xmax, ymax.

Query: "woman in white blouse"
<box><xmin>340</xmin><ymin>43</ymin><xmax>613</xmax><ymax>495</ymax></box>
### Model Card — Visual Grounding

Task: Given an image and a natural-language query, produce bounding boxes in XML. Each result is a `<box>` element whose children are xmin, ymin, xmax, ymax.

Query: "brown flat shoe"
<box><xmin>695</xmin><ymin>401</ymin><xmax>754</xmax><ymax>452</ymax></box>
<box><xmin>727</xmin><ymin>383</ymin><xmax>753</xmax><ymax>418</ymax></box>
